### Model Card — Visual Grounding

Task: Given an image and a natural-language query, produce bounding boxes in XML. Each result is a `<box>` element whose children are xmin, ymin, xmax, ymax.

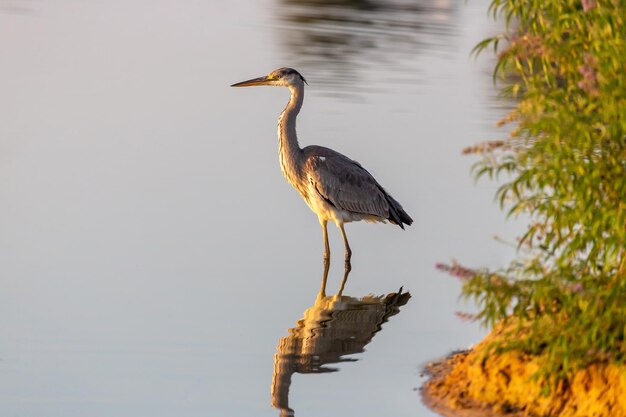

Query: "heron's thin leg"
<box><xmin>338</xmin><ymin>223</ymin><xmax>352</xmax><ymax>263</ymax></box>
<box><xmin>320</xmin><ymin>219</ymin><xmax>330</xmax><ymax>261</ymax></box>
<box><xmin>318</xmin><ymin>257</ymin><xmax>331</xmax><ymax>299</ymax></box>
<box><xmin>337</xmin><ymin>261</ymin><xmax>351</xmax><ymax>297</ymax></box>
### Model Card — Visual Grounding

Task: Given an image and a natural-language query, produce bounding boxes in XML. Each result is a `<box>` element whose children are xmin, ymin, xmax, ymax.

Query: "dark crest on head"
<box><xmin>279</xmin><ymin>67</ymin><xmax>308</xmax><ymax>85</ymax></box>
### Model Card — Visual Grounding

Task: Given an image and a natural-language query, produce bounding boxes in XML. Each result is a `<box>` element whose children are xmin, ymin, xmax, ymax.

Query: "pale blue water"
<box><xmin>0</xmin><ymin>1</ymin><xmax>520</xmax><ymax>416</ymax></box>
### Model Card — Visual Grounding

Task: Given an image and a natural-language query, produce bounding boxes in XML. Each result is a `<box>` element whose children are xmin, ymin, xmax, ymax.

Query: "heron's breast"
<box><xmin>300</xmin><ymin>182</ymin><xmax>344</xmax><ymax>222</ymax></box>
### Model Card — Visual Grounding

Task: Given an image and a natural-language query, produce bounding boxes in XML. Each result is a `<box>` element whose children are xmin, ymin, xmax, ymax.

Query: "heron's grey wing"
<box><xmin>305</xmin><ymin>152</ymin><xmax>390</xmax><ymax>218</ymax></box>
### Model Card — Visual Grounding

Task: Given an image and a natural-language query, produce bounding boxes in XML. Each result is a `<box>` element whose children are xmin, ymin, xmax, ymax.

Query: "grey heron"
<box><xmin>231</xmin><ymin>67</ymin><xmax>412</xmax><ymax>264</ymax></box>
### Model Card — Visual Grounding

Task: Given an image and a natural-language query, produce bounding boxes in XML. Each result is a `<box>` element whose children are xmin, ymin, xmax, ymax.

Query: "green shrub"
<box><xmin>449</xmin><ymin>0</ymin><xmax>626</xmax><ymax>383</ymax></box>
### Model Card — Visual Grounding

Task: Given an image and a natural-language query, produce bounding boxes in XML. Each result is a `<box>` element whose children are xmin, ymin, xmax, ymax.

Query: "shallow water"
<box><xmin>0</xmin><ymin>1</ymin><xmax>522</xmax><ymax>416</ymax></box>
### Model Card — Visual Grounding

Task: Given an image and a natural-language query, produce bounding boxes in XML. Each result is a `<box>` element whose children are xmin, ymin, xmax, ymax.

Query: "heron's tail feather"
<box><xmin>385</xmin><ymin>194</ymin><xmax>413</xmax><ymax>229</ymax></box>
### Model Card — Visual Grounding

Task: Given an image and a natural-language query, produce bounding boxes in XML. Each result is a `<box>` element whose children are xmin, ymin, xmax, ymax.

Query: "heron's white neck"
<box><xmin>278</xmin><ymin>84</ymin><xmax>304</xmax><ymax>186</ymax></box>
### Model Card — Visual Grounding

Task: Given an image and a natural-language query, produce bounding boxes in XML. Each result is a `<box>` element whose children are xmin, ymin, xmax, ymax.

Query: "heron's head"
<box><xmin>231</xmin><ymin>67</ymin><xmax>307</xmax><ymax>88</ymax></box>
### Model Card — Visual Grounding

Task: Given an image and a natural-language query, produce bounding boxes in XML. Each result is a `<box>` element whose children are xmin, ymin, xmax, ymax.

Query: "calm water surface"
<box><xmin>0</xmin><ymin>1</ymin><xmax>521</xmax><ymax>416</ymax></box>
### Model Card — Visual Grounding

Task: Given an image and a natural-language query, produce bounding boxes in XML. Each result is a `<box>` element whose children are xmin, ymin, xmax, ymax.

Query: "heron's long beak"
<box><xmin>230</xmin><ymin>75</ymin><xmax>273</xmax><ymax>87</ymax></box>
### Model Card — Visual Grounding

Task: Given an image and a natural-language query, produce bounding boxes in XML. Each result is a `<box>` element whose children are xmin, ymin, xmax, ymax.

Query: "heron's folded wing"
<box><xmin>306</xmin><ymin>154</ymin><xmax>389</xmax><ymax>218</ymax></box>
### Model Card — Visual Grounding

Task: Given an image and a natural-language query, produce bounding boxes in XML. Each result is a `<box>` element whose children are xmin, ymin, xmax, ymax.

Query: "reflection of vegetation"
<box><xmin>271</xmin><ymin>267</ymin><xmax>409</xmax><ymax>416</ymax></box>
<box><xmin>283</xmin><ymin>0</ymin><xmax>380</xmax><ymax>11</ymax></box>
<box><xmin>0</xmin><ymin>0</ymin><xmax>35</xmax><ymax>14</ymax></box>
<box><xmin>447</xmin><ymin>0</ymin><xmax>626</xmax><ymax>389</ymax></box>
<box><xmin>274</xmin><ymin>0</ymin><xmax>459</xmax><ymax>93</ymax></box>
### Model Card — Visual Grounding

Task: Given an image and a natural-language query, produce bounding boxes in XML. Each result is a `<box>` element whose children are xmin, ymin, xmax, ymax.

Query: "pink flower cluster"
<box><xmin>581</xmin><ymin>0</ymin><xmax>597</xmax><ymax>12</ymax></box>
<box><xmin>435</xmin><ymin>262</ymin><xmax>476</xmax><ymax>280</ymax></box>
<box><xmin>578</xmin><ymin>53</ymin><xmax>599</xmax><ymax>96</ymax></box>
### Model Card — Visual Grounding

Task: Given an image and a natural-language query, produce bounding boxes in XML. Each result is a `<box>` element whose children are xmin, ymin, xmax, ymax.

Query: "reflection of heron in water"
<box><xmin>270</xmin><ymin>264</ymin><xmax>410</xmax><ymax>416</ymax></box>
<box><xmin>231</xmin><ymin>67</ymin><xmax>412</xmax><ymax>265</ymax></box>
<box><xmin>275</xmin><ymin>0</ymin><xmax>460</xmax><ymax>94</ymax></box>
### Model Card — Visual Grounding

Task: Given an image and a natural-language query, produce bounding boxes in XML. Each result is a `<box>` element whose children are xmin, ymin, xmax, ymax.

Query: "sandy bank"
<box><xmin>421</xmin><ymin>325</ymin><xmax>626</xmax><ymax>417</ymax></box>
